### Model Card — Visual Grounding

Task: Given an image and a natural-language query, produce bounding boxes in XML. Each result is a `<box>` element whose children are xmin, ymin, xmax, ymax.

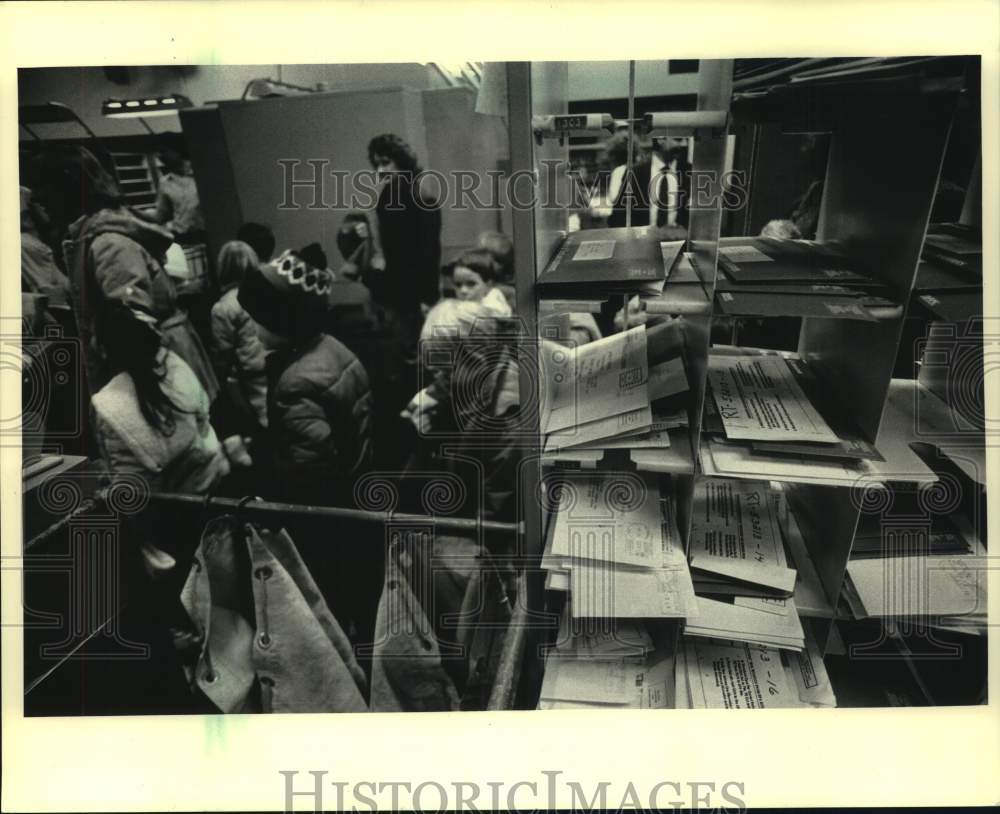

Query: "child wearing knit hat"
<box><xmin>239</xmin><ymin>249</ymin><xmax>379</xmax><ymax>663</ymax></box>
<box><xmin>238</xmin><ymin>249</ymin><xmax>374</xmax><ymax>506</ymax></box>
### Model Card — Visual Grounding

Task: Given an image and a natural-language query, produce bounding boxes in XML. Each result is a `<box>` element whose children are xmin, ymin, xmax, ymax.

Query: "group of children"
<box><xmin>201</xmin><ymin>218</ymin><xmax>519</xmax><ymax>505</ymax></box>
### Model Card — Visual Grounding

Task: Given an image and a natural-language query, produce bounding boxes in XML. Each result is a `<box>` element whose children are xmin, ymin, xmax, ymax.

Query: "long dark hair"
<box><xmin>98</xmin><ymin>302</ymin><xmax>184</xmax><ymax>436</ymax></box>
<box><xmin>26</xmin><ymin>145</ymin><xmax>123</xmax><ymax>227</ymax></box>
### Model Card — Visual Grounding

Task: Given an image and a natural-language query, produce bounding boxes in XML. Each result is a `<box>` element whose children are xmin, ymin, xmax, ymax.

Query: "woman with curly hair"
<box><xmin>365</xmin><ymin>133</ymin><xmax>443</xmax><ymax>467</ymax></box>
<box><xmin>365</xmin><ymin>133</ymin><xmax>442</xmax><ymax>311</ymax></box>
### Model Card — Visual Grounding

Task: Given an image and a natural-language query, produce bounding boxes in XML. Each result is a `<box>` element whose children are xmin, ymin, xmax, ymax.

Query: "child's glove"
<box><xmin>222</xmin><ymin>435</ymin><xmax>254</xmax><ymax>468</ymax></box>
<box><xmin>401</xmin><ymin>388</ymin><xmax>439</xmax><ymax>435</ymax></box>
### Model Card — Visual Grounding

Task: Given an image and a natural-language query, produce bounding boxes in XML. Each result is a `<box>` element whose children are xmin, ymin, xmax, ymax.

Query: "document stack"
<box><xmin>683</xmin><ymin>477</ymin><xmax>806</xmax><ymax>651</ymax></box>
<box><xmin>537</xmin><ymin>612</ymin><xmax>675</xmax><ymax>710</ymax></box>
<box><xmin>843</xmin><ymin>555</ymin><xmax>987</xmax><ymax>635</ymax></box>
<box><xmin>542</xmin><ymin>323</ymin><xmax>689</xmax><ymax>457</ymax></box>
<box><xmin>674</xmin><ymin>630</ymin><xmax>836</xmax><ymax>709</ymax></box>
<box><xmin>537</xmin><ymin>227</ymin><xmax>678</xmax><ymax>298</ymax></box>
<box><xmin>914</xmin><ymin>224</ymin><xmax>982</xmax><ymax>323</ymax></box>
<box><xmin>700</xmin><ymin>352</ymin><xmax>887</xmax><ymax>485</ymax></box>
<box><xmin>714</xmin><ymin>238</ymin><xmax>897</xmax><ymax>321</ymax></box>
<box><xmin>537</xmin><ymin>472</ymin><xmax>697</xmax><ymax>710</ymax></box>
<box><xmin>922</xmin><ymin>224</ymin><xmax>982</xmax><ymax>276</ymax></box>
<box><xmin>541</xmin><ymin>473</ymin><xmax>697</xmax><ymax>619</ymax></box>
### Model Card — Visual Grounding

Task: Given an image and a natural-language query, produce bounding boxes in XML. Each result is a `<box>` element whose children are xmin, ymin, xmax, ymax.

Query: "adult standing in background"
<box><xmin>365</xmin><ymin>133</ymin><xmax>442</xmax><ymax>318</ymax></box>
<box><xmin>153</xmin><ymin>147</ymin><xmax>206</xmax><ymax>246</ymax></box>
<box><xmin>365</xmin><ymin>133</ymin><xmax>442</xmax><ymax>467</ymax></box>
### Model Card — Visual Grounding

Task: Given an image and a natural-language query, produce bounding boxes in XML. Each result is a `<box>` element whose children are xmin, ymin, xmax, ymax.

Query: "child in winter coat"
<box><xmin>91</xmin><ymin>302</ymin><xmax>250</xmax><ymax>572</ymax></box>
<box><xmin>210</xmin><ymin>240</ymin><xmax>269</xmax><ymax>432</ymax></box>
<box><xmin>238</xmin><ymin>248</ymin><xmax>379</xmax><ymax>666</ymax></box>
<box><xmin>238</xmin><ymin>249</ymin><xmax>374</xmax><ymax>506</ymax></box>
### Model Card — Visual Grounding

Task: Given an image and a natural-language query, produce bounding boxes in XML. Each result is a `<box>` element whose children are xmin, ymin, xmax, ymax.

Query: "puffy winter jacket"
<box><xmin>265</xmin><ymin>333</ymin><xmax>374</xmax><ymax>504</ymax></box>
<box><xmin>92</xmin><ymin>349</ymin><xmax>230</xmax><ymax>494</ymax></box>
<box><xmin>65</xmin><ymin>207</ymin><xmax>219</xmax><ymax>400</ymax></box>
<box><xmin>210</xmin><ymin>287</ymin><xmax>269</xmax><ymax>428</ymax></box>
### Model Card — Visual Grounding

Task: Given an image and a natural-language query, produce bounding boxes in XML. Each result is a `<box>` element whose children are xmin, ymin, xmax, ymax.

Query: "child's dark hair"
<box><xmin>98</xmin><ymin>302</ymin><xmax>184</xmax><ymax>437</ymax></box>
<box><xmin>158</xmin><ymin>147</ymin><xmax>187</xmax><ymax>176</ymax></box>
<box><xmin>454</xmin><ymin>248</ymin><xmax>499</xmax><ymax>283</ymax></box>
<box><xmin>237</xmin><ymin>222</ymin><xmax>276</xmax><ymax>263</ymax></box>
<box><xmin>367</xmin><ymin>133</ymin><xmax>420</xmax><ymax>174</ymax></box>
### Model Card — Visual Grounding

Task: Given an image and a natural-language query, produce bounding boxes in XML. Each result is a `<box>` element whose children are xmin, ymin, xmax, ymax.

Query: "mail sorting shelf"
<box><xmin>509</xmin><ymin>59</ymin><xmax>735</xmax><ymax>709</ymax></box>
<box><xmin>521</xmin><ymin>57</ymin><xmax>978</xmax><ymax>708</ymax></box>
<box><xmin>529</xmin><ymin>59</ymin><xmax>733</xmax><ymax>525</ymax></box>
<box><xmin>698</xmin><ymin>57</ymin><xmax>975</xmax><ymax>682</ymax></box>
<box><xmin>22</xmin><ymin>485</ymin><xmax>530</xmax><ymax>713</ymax></box>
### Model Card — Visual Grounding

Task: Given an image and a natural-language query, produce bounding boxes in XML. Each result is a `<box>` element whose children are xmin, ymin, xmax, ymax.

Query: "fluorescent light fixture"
<box><xmin>102</xmin><ymin>94</ymin><xmax>192</xmax><ymax>119</ymax></box>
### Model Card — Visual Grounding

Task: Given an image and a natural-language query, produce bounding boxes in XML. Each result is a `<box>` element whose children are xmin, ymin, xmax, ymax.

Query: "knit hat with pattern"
<box><xmin>238</xmin><ymin>249</ymin><xmax>332</xmax><ymax>339</ymax></box>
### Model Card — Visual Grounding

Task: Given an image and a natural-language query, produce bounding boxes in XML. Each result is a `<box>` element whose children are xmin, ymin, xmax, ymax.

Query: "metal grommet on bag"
<box><xmin>254</xmin><ymin>566</ymin><xmax>272</xmax><ymax>581</ymax></box>
<box><xmin>204</xmin><ymin>670</ymin><xmax>217</xmax><ymax>684</ymax></box>
<box><xmin>258</xmin><ymin>632</ymin><xmax>271</xmax><ymax>648</ymax></box>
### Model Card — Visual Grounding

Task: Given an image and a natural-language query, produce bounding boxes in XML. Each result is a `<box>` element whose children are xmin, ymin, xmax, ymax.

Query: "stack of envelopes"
<box><xmin>537</xmin><ymin>227</ymin><xmax>678</xmax><ymax>299</ymax></box>
<box><xmin>537</xmin><ymin>612</ymin><xmax>675</xmax><ymax>710</ymax></box>
<box><xmin>714</xmin><ymin>237</ymin><xmax>896</xmax><ymax>321</ymax></box>
<box><xmin>688</xmin><ymin>478</ymin><xmax>797</xmax><ymax>598</ymax></box>
<box><xmin>543</xmin><ymin>323</ymin><xmax>690</xmax><ymax>455</ymax></box>
<box><xmin>844</xmin><ymin>553</ymin><xmax>987</xmax><ymax>635</ymax></box>
<box><xmin>685</xmin><ymin>477</ymin><xmax>806</xmax><ymax>651</ymax></box>
<box><xmin>675</xmin><ymin>629</ymin><xmax>836</xmax><ymax>709</ymax></box>
<box><xmin>701</xmin><ymin>352</ymin><xmax>885</xmax><ymax>484</ymax></box>
<box><xmin>541</xmin><ymin>473</ymin><xmax>698</xmax><ymax>622</ymax></box>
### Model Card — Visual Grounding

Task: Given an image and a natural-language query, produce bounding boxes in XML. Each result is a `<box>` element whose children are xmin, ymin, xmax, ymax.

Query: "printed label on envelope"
<box><xmin>573</xmin><ymin>240</ymin><xmax>616</xmax><ymax>261</ymax></box>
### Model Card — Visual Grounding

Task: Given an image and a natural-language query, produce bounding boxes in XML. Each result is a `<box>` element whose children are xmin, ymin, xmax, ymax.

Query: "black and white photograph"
<box><xmin>2</xmin><ymin>2</ymin><xmax>998</xmax><ymax>811</ymax></box>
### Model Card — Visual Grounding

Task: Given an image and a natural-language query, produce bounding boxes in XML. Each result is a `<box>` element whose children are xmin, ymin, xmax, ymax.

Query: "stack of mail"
<box><xmin>921</xmin><ymin>224</ymin><xmax>982</xmax><ymax>276</ymax></box>
<box><xmin>683</xmin><ymin>477</ymin><xmax>808</xmax><ymax>651</ymax></box>
<box><xmin>683</xmin><ymin>596</ymin><xmax>805</xmax><ymax>651</ymax></box>
<box><xmin>537</xmin><ymin>227</ymin><xmax>675</xmax><ymax>297</ymax></box>
<box><xmin>541</xmin><ymin>473</ymin><xmax>698</xmax><ymax>620</ymax></box>
<box><xmin>844</xmin><ymin>554</ymin><xmax>987</xmax><ymax>634</ymax></box>
<box><xmin>538</xmin><ymin>610</ymin><xmax>674</xmax><ymax>710</ymax></box>
<box><xmin>543</xmin><ymin>324</ymin><xmax>690</xmax><ymax>456</ymax></box>
<box><xmin>676</xmin><ymin>629</ymin><xmax>836</xmax><ymax>709</ymax></box>
<box><xmin>714</xmin><ymin>237</ymin><xmax>896</xmax><ymax>321</ymax></box>
<box><xmin>701</xmin><ymin>353</ymin><xmax>890</xmax><ymax>485</ymax></box>
<box><xmin>688</xmin><ymin>478</ymin><xmax>797</xmax><ymax>598</ymax></box>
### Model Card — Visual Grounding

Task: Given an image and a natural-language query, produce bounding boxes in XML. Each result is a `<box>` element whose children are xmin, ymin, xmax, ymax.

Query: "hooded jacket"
<box><xmin>65</xmin><ymin>207</ymin><xmax>218</xmax><ymax>400</ymax></box>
